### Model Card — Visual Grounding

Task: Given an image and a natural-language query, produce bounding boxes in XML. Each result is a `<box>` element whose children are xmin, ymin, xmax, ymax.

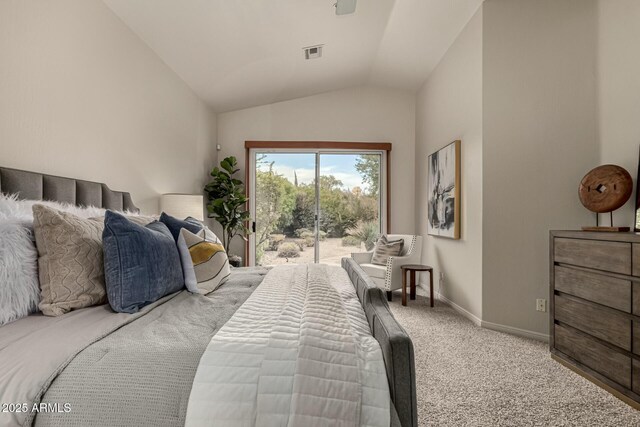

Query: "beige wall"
<box><xmin>0</xmin><ymin>0</ymin><xmax>216</xmax><ymax>214</ymax></box>
<box><xmin>597</xmin><ymin>0</ymin><xmax>640</xmax><ymax>227</ymax></box>
<box><xmin>5</xmin><ymin>0</ymin><xmax>634</xmax><ymax>340</ymax></box>
<box><xmin>415</xmin><ymin>8</ymin><xmax>483</xmax><ymax>320</ymax></box>
<box><xmin>482</xmin><ymin>0</ymin><xmax>599</xmax><ymax>336</ymax></box>
<box><xmin>217</xmin><ymin>85</ymin><xmax>416</xmax><ymax>258</ymax></box>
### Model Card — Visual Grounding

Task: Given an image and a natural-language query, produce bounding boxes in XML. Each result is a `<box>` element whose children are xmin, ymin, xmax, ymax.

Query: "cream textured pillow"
<box><xmin>33</xmin><ymin>205</ymin><xmax>107</xmax><ymax>316</ymax></box>
<box><xmin>371</xmin><ymin>235</ymin><xmax>404</xmax><ymax>266</ymax></box>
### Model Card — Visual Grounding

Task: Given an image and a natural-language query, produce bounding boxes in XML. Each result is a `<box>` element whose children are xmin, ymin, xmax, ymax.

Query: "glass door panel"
<box><xmin>254</xmin><ymin>152</ymin><xmax>317</xmax><ymax>266</ymax></box>
<box><xmin>317</xmin><ymin>153</ymin><xmax>382</xmax><ymax>265</ymax></box>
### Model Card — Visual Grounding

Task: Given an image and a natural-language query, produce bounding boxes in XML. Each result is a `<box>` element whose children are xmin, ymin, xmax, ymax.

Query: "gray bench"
<box><xmin>342</xmin><ymin>257</ymin><xmax>418</xmax><ymax>427</ymax></box>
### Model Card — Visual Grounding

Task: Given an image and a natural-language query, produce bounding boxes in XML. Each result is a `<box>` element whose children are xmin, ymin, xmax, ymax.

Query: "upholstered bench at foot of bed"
<box><xmin>342</xmin><ymin>258</ymin><xmax>418</xmax><ymax>427</ymax></box>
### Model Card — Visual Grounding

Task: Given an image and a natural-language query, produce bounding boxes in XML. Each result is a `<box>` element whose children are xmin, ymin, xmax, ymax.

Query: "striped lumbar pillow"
<box><xmin>371</xmin><ymin>235</ymin><xmax>404</xmax><ymax>266</ymax></box>
<box><xmin>177</xmin><ymin>227</ymin><xmax>230</xmax><ymax>294</ymax></box>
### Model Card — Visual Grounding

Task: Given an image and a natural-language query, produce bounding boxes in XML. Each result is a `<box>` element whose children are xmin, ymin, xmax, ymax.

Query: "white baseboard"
<box><xmin>417</xmin><ymin>283</ymin><xmax>482</xmax><ymax>326</ymax></box>
<box><xmin>418</xmin><ymin>283</ymin><xmax>549</xmax><ymax>343</ymax></box>
<box><xmin>480</xmin><ymin>320</ymin><xmax>549</xmax><ymax>342</ymax></box>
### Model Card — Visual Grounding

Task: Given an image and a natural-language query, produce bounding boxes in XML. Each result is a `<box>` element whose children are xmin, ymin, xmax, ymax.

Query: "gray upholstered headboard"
<box><xmin>0</xmin><ymin>166</ymin><xmax>138</xmax><ymax>212</ymax></box>
<box><xmin>342</xmin><ymin>258</ymin><xmax>418</xmax><ymax>427</ymax></box>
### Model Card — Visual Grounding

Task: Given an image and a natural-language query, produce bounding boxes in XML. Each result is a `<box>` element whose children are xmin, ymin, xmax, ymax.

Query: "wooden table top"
<box><xmin>401</xmin><ymin>264</ymin><xmax>433</xmax><ymax>271</ymax></box>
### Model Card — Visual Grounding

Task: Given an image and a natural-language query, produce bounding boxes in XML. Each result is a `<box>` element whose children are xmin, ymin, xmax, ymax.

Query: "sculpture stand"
<box><xmin>582</xmin><ymin>212</ymin><xmax>630</xmax><ymax>232</ymax></box>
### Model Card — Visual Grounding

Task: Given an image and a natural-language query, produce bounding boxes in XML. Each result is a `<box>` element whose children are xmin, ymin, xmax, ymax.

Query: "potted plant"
<box><xmin>204</xmin><ymin>156</ymin><xmax>251</xmax><ymax>267</ymax></box>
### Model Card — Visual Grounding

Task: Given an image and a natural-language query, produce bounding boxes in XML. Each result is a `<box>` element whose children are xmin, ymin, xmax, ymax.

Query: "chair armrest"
<box><xmin>351</xmin><ymin>251</ymin><xmax>373</xmax><ymax>264</ymax></box>
<box><xmin>385</xmin><ymin>251</ymin><xmax>423</xmax><ymax>288</ymax></box>
<box><xmin>386</xmin><ymin>251</ymin><xmax>421</xmax><ymax>269</ymax></box>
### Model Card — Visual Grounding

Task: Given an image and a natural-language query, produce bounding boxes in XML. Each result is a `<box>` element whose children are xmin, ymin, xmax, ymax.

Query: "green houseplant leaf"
<box><xmin>204</xmin><ymin>156</ymin><xmax>252</xmax><ymax>254</ymax></box>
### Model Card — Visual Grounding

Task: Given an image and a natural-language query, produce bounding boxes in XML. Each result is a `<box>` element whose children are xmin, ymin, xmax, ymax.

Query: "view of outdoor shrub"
<box><xmin>293</xmin><ymin>240</ymin><xmax>305</xmax><ymax>251</ymax></box>
<box><xmin>341</xmin><ymin>236</ymin><xmax>362</xmax><ymax>247</ymax></box>
<box><xmin>267</xmin><ymin>234</ymin><xmax>285</xmax><ymax>250</ymax></box>
<box><xmin>304</xmin><ymin>236</ymin><xmax>315</xmax><ymax>247</ymax></box>
<box><xmin>318</xmin><ymin>230</ymin><xmax>327</xmax><ymax>241</ymax></box>
<box><xmin>277</xmin><ymin>242</ymin><xmax>301</xmax><ymax>258</ymax></box>
<box><xmin>347</xmin><ymin>221</ymin><xmax>380</xmax><ymax>251</ymax></box>
<box><xmin>295</xmin><ymin>228</ymin><xmax>312</xmax><ymax>237</ymax></box>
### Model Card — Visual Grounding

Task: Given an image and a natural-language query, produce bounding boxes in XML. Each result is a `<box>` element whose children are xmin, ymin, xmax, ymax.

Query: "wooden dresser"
<box><xmin>550</xmin><ymin>231</ymin><xmax>640</xmax><ymax>408</ymax></box>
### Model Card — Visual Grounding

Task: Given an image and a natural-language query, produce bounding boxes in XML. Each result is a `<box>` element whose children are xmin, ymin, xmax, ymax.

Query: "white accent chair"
<box><xmin>351</xmin><ymin>234</ymin><xmax>423</xmax><ymax>301</ymax></box>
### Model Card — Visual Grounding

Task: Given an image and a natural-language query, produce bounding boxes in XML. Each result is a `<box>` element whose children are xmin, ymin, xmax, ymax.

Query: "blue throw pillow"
<box><xmin>160</xmin><ymin>212</ymin><xmax>203</xmax><ymax>241</ymax></box>
<box><xmin>103</xmin><ymin>211</ymin><xmax>185</xmax><ymax>313</ymax></box>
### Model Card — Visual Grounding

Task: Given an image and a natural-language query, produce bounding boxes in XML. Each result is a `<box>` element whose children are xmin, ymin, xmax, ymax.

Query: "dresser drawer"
<box><xmin>554</xmin><ymin>238</ymin><xmax>631</xmax><ymax>275</ymax></box>
<box><xmin>634</xmin><ymin>283</ymin><xmax>640</xmax><ymax>316</ymax></box>
<box><xmin>554</xmin><ymin>265</ymin><xmax>631</xmax><ymax>312</ymax></box>
<box><xmin>634</xmin><ymin>244</ymin><xmax>640</xmax><ymax>277</ymax></box>
<box><xmin>635</xmin><ymin>320</ymin><xmax>640</xmax><ymax>356</ymax></box>
<box><xmin>634</xmin><ymin>359</ymin><xmax>640</xmax><ymax>395</ymax></box>
<box><xmin>555</xmin><ymin>324</ymin><xmax>631</xmax><ymax>388</ymax></box>
<box><xmin>555</xmin><ymin>294</ymin><xmax>631</xmax><ymax>350</ymax></box>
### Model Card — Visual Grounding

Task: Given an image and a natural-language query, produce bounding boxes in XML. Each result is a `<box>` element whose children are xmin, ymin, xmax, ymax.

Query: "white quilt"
<box><xmin>186</xmin><ymin>264</ymin><xmax>390</xmax><ymax>427</ymax></box>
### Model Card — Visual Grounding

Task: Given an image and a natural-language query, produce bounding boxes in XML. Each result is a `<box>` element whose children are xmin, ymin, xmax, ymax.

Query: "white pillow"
<box><xmin>0</xmin><ymin>193</ymin><xmax>107</xmax><ymax>226</ymax></box>
<box><xmin>0</xmin><ymin>220</ymin><xmax>40</xmax><ymax>325</ymax></box>
<box><xmin>177</xmin><ymin>226</ymin><xmax>230</xmax><ymax>294</ymax></box>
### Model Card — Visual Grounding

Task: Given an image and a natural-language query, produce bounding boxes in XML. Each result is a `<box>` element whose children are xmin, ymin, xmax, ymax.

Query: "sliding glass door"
<box><xmin>317</xmin><ymin>153</ymin><xmax>381</xmax><ymax>264</ymax></box>
<box><xmin>253</xmin><ymin>152</ymin><xmax>316</xmax><ymax>266</ymax></box>
<box><xmin>249</xmin><ymin>150</ymin><xmax>384</xmax><ymax>266</ymax></box>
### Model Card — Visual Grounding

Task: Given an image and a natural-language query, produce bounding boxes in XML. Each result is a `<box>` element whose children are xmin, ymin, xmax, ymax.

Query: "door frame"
<box><xmin>244</xmin><ymin>141</ymin><xmax>392</xmax><ymax>266</ymax></box>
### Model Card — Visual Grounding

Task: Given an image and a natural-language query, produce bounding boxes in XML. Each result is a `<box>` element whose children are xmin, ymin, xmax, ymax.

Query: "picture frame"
<box><xmin>427</xmin><ymin>140</ymin><xmax>461</xmax><ymax>239</ymax></box>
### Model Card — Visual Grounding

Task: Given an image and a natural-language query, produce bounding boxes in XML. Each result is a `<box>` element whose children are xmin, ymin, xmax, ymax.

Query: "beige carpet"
<box><xmin>387</xmin><ymin>293</ymin><xmax>640</xmax><ymax>427</ymax></box>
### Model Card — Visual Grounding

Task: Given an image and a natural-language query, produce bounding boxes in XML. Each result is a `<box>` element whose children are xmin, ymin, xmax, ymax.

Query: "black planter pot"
<box><xmin>229</xmin><ymin>255</ymin><xmax>243</xmax><ymax>268</ymax></box>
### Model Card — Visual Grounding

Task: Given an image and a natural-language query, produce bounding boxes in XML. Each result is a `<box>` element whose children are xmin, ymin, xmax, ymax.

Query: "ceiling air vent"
<box><xmin>303</xmin><ymin>45</ymin><xmax>323</xmax><ymax>60</ymax></box>
<box><xmin>335</xmin><ymin>0</ymin><xmax>357</xmax><ymax>15</ymax></box>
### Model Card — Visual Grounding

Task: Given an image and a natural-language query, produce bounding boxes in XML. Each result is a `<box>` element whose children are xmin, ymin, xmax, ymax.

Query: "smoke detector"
<box><xmin>303</xmin><ymin>45</ymin><xmax>323</xmax><ymax>60</ymax></box>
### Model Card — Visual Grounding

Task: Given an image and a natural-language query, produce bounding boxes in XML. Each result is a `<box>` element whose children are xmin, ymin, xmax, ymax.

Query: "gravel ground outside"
<box><xmin>259</xmin><ymin>237</ymin><xmax>364</xmax><ymax>266</ymax></box>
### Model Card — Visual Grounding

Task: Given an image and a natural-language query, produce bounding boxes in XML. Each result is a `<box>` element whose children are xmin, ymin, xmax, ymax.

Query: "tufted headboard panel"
<box><xmin>0</xmin><ymin>167</ymin><xmax>139</xmax><ymax>212</ymax></box>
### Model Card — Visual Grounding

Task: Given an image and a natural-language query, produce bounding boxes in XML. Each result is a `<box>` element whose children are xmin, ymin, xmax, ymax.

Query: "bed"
<box><xmin>0</xmin><ymin>167</ymin><xmax>417</xmax><ymax>427</ymax></box>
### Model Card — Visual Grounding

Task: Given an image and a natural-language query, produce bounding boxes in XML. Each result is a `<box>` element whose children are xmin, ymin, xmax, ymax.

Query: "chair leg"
<box><xmin>387</xmin><ymin>291</ymin><xmax>393</xmax><ymax>302</ymax></box>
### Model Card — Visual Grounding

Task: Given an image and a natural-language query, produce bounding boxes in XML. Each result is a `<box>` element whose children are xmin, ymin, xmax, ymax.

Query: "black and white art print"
<box><xmin>427</xmin><ymin>140</ymin><xmax>460</xmax><ymax>239</ymax></box>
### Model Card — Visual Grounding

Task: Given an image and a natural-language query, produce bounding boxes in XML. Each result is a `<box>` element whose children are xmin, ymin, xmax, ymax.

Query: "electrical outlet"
<box><xmin>536</xmin><ymin>299</ymin><xmax>547</xmax><ymax>312</ymax></box>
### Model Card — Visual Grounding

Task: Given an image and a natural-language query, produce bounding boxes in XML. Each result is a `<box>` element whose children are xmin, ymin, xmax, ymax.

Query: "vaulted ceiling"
<box><xmin>104</xmin><ymin>0</ymin><xmax>482</xmax><ymax>112</ymax></box>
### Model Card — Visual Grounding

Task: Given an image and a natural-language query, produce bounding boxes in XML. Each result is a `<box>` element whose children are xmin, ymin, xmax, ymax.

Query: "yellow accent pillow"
<box><xmin>178</xmin><ymin>227</ymin><xmax>230</xmax><ymax>294</ymax></box>
<box><xmin>189</xmin><ymin>241</ymin><xmax>225</xmax><ymax>265</ymax></box>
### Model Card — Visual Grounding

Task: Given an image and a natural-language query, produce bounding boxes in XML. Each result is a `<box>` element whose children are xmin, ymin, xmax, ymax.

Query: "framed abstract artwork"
<box><xmin>427</xmin><ymin>140</ymin><xmax>461</xmax><ymax>239</ymax></box>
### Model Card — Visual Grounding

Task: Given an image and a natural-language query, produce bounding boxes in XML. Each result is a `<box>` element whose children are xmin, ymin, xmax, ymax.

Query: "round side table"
<box><xmin>400</xmin><ymin>264</ymin><xmax>434</xmax><ymax>307</ymax></box>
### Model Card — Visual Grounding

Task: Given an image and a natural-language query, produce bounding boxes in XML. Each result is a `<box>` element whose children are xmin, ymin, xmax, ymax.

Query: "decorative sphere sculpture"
<box><xmin>579</xmin><ymin>164</ymin><xmax>632</xmax><ymax>214</ymax></box>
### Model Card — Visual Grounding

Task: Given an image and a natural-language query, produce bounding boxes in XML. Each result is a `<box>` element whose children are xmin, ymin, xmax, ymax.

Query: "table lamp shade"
<box><xmin>160</xmin><ymin>194</ymin><xmax>204</xmax><ymax>222</ymax></box>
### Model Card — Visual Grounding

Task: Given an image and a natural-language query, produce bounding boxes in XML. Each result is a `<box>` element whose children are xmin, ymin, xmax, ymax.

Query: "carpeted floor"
<box><xmin>387</xmin><ymin>293</ymin><xmax>640</xmax><ymax>427</ymax></box>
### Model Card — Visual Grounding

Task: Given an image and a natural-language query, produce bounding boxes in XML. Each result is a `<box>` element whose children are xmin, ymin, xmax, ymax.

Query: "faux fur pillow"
<box><xmin>0</xmin><ymin>193</ymin><xmax>106</xmax><ymax>226</ymax></box>
<box><xmin>0</xmin><ymin>220</ymin><xmax>40</xmax><ymax>325</ymax></box>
